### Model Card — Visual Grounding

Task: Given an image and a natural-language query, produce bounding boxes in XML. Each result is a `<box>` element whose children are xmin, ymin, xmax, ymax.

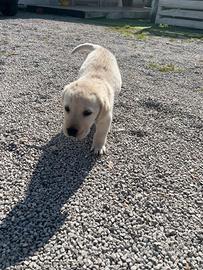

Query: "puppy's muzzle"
<box><xmin>67</xmin><ymin>127</ymin><xmax>78</xmax><ymax>137</ymax></box>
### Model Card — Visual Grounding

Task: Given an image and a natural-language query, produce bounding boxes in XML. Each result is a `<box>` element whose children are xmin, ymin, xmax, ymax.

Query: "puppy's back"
<box><xmin>72</xmin><ymin>43</ymin><xmax>122</xmax><ymax>95</ymax></box>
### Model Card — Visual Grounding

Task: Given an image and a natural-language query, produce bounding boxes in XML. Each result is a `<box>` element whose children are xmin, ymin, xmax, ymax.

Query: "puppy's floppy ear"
<box><xmin>96</xmin><ymin>92</ymin><xmax>111</xmax><ymax>122</ymax></box>
<box><xmin>62</xmin><ymin>82</ymin><xmax>75</xmax><ymax>103</ymax></box>
<box><xmin>62</xmin><ymin>85</ymin><xmax>68</xmax><ymax>102</ymax></box>
<box><xmin>62</xmin><ymin>85</ymin><xmax>71</xmax><ymax>106</ymax></box>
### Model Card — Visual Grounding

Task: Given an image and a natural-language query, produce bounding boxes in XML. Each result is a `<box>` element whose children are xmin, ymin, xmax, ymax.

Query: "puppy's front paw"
<box><xmin>91</xmin><ymin>143</ymin><xmax>106</xmax><ymax>155</ymax></box>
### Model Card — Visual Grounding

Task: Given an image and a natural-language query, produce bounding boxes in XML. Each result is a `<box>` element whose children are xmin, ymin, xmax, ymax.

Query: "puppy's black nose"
<box><xmin>67</xmin><ymin>127</ymin><xmax>78</xmax><ymax>137</ymax></box>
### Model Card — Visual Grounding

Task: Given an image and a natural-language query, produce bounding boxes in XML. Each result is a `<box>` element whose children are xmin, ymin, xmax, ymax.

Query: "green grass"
<box><xmin>149</xmin><ymin>62</ymin><xmax>184</xmax><ymax>72</ymax></box>
<box><xmin>0</xmin><ymin>50</ymin><xmax>17</xmax><ymax>57</ymax></box>
<box><xmin>84</xmin><ymin>18</ymin><xmax>203</xmax><ymax>40</ymax></box>
<box><xmin>195</xmin><ymin>87</ymin><xmax>203</xmax><ymax>92</ymax></box>
<box><xmin>112</xmin><ymin>23</ymin><xmax>203</xmax><ymax>40</ymax></box>
<box><xmin>111</xmin><ymin>24</ymin><xmax>150</xmax><ymax>40</ymax></box>
<box><xmin>136</xmin><ymin>32</ymin><xmax>149</xmax><ymax>40</ymax></box>
<box><xmin>0</xmin><ymin>51</ymin><xmax>7</xmax><ymax>56</ymax></box>
<box><xmin>159</xmin><ymin>23</ymin><xmax>169</xmax><ymax>28</ymax></box>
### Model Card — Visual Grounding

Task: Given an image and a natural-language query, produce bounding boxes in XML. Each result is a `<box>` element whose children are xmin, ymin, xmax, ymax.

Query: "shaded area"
<box><xmin>105</xmin><ymin>20</ymin><xmax>203</xmax><ymax>39</ymax></box>
<box><xmin>1</xmin><ymin>10</ymin><xmax>202</xmax><ymax>39</ymax></box>
<box><xmin>139</xmin><ymin>97</ymin><xmax>203</xmax><ymax>132</ymax></box>
<box><xmin>26</xmin><ymin>5</ymin><xmax>85</xmax><ymax>18</ymax></box>
<box><xmin>0</xmin><ymin>133</ymin><xmax>96</xmax><ymax>269</ymax></box>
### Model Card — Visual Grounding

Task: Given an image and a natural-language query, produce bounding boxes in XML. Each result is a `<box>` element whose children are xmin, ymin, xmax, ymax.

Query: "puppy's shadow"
<box><xmin>0</xmin><ymin>133</ymin><xmax>96</xmax><ymax>269</ymax></box>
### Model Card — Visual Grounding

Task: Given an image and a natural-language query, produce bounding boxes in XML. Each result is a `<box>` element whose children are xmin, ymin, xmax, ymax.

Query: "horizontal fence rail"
<box><xmin>155</xmin><ymin>0</ymin><xmax>203</xmax><ymax>30</ymax></box>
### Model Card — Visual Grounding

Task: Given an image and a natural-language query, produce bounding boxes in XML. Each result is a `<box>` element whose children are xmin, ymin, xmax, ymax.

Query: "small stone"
<box><xmin>131</xmin><ymin>265</ymin><xmax>138</xmax><ymax>270</ymax></box>
<box><xmin>165</xmin><ymin>229</ymin><xmax>177</xmax><ymax>237</ymax></box>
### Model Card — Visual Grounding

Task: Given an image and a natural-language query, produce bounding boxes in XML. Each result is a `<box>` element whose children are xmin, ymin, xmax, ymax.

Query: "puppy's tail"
<box><xmin>71</xmin><ymin>43</ymin><xmax>101</xmax><ymax>54</ymax></box>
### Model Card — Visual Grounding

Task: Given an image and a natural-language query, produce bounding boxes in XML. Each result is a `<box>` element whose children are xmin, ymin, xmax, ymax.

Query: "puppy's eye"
<box><xmin>65</xmin><ymin>106</ymin><xmax>70</xmax><ymax>112</ymax></box>
<box><xmin>83</xmin><ymin>110</ymin><xmax>92</xmax><ymax>117</ymax></box>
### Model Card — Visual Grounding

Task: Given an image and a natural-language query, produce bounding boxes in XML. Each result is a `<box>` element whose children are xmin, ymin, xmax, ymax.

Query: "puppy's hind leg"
<box><xmin>91</xmin><ymin>113</ymin><xmax>112</xmax><ymax>155</ymax></box>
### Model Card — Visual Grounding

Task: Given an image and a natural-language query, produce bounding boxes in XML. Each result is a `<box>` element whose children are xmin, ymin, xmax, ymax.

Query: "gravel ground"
<box><xmin>0</xmin><ymin>11</ymin><xmax>203</xmax><ymax>270</ymax></box>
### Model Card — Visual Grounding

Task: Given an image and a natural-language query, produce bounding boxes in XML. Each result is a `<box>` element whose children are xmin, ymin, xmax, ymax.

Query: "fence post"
<box><xmin>150</xmin><ymin>0</ymin><xmax>159</xmax><ymax>22</ymax></box>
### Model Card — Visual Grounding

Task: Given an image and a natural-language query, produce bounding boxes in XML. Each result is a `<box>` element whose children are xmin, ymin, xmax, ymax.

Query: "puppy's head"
<box><xmin>62</xmin><ymin>80</ymin><xmax>109</xmax><ymax>140</ymax></box>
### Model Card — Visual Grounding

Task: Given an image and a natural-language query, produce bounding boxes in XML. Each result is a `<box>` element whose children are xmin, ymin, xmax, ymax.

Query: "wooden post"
<box><xmin>118</xmin><ymin>0</ymin><xmax>123</xmax><ymax>7</ymax></box>
<box><xmin>151</xmin><ymin>0</ymin><xmax>159</xmax><ymax>22</ymax></box>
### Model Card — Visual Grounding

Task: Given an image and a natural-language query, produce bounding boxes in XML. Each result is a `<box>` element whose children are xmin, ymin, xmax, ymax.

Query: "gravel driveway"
<box><xmin>0</xmin><ymin>11</ymin><xmax>203</xmax><ymax>270</ymax></box>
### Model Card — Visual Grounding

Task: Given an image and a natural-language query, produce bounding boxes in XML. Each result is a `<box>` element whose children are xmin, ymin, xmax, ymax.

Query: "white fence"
<box><xmin>156</xmin><ymin>0</ymin><xmax>203</xmax><ymax>30</ymax></box>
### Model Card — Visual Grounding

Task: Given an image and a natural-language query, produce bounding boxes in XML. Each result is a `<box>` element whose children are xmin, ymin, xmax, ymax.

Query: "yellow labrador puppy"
<box><xmin>62</xmin><ymin>43</ymin><xmax>122</xmax><ymax>154</ymax></box>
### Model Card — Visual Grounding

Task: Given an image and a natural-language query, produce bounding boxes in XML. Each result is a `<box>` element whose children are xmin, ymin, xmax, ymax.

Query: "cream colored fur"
<box><xmin>62</xmin><ymin>43</ymin><xmax>122</xmax><ymax>154</ymax></box>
